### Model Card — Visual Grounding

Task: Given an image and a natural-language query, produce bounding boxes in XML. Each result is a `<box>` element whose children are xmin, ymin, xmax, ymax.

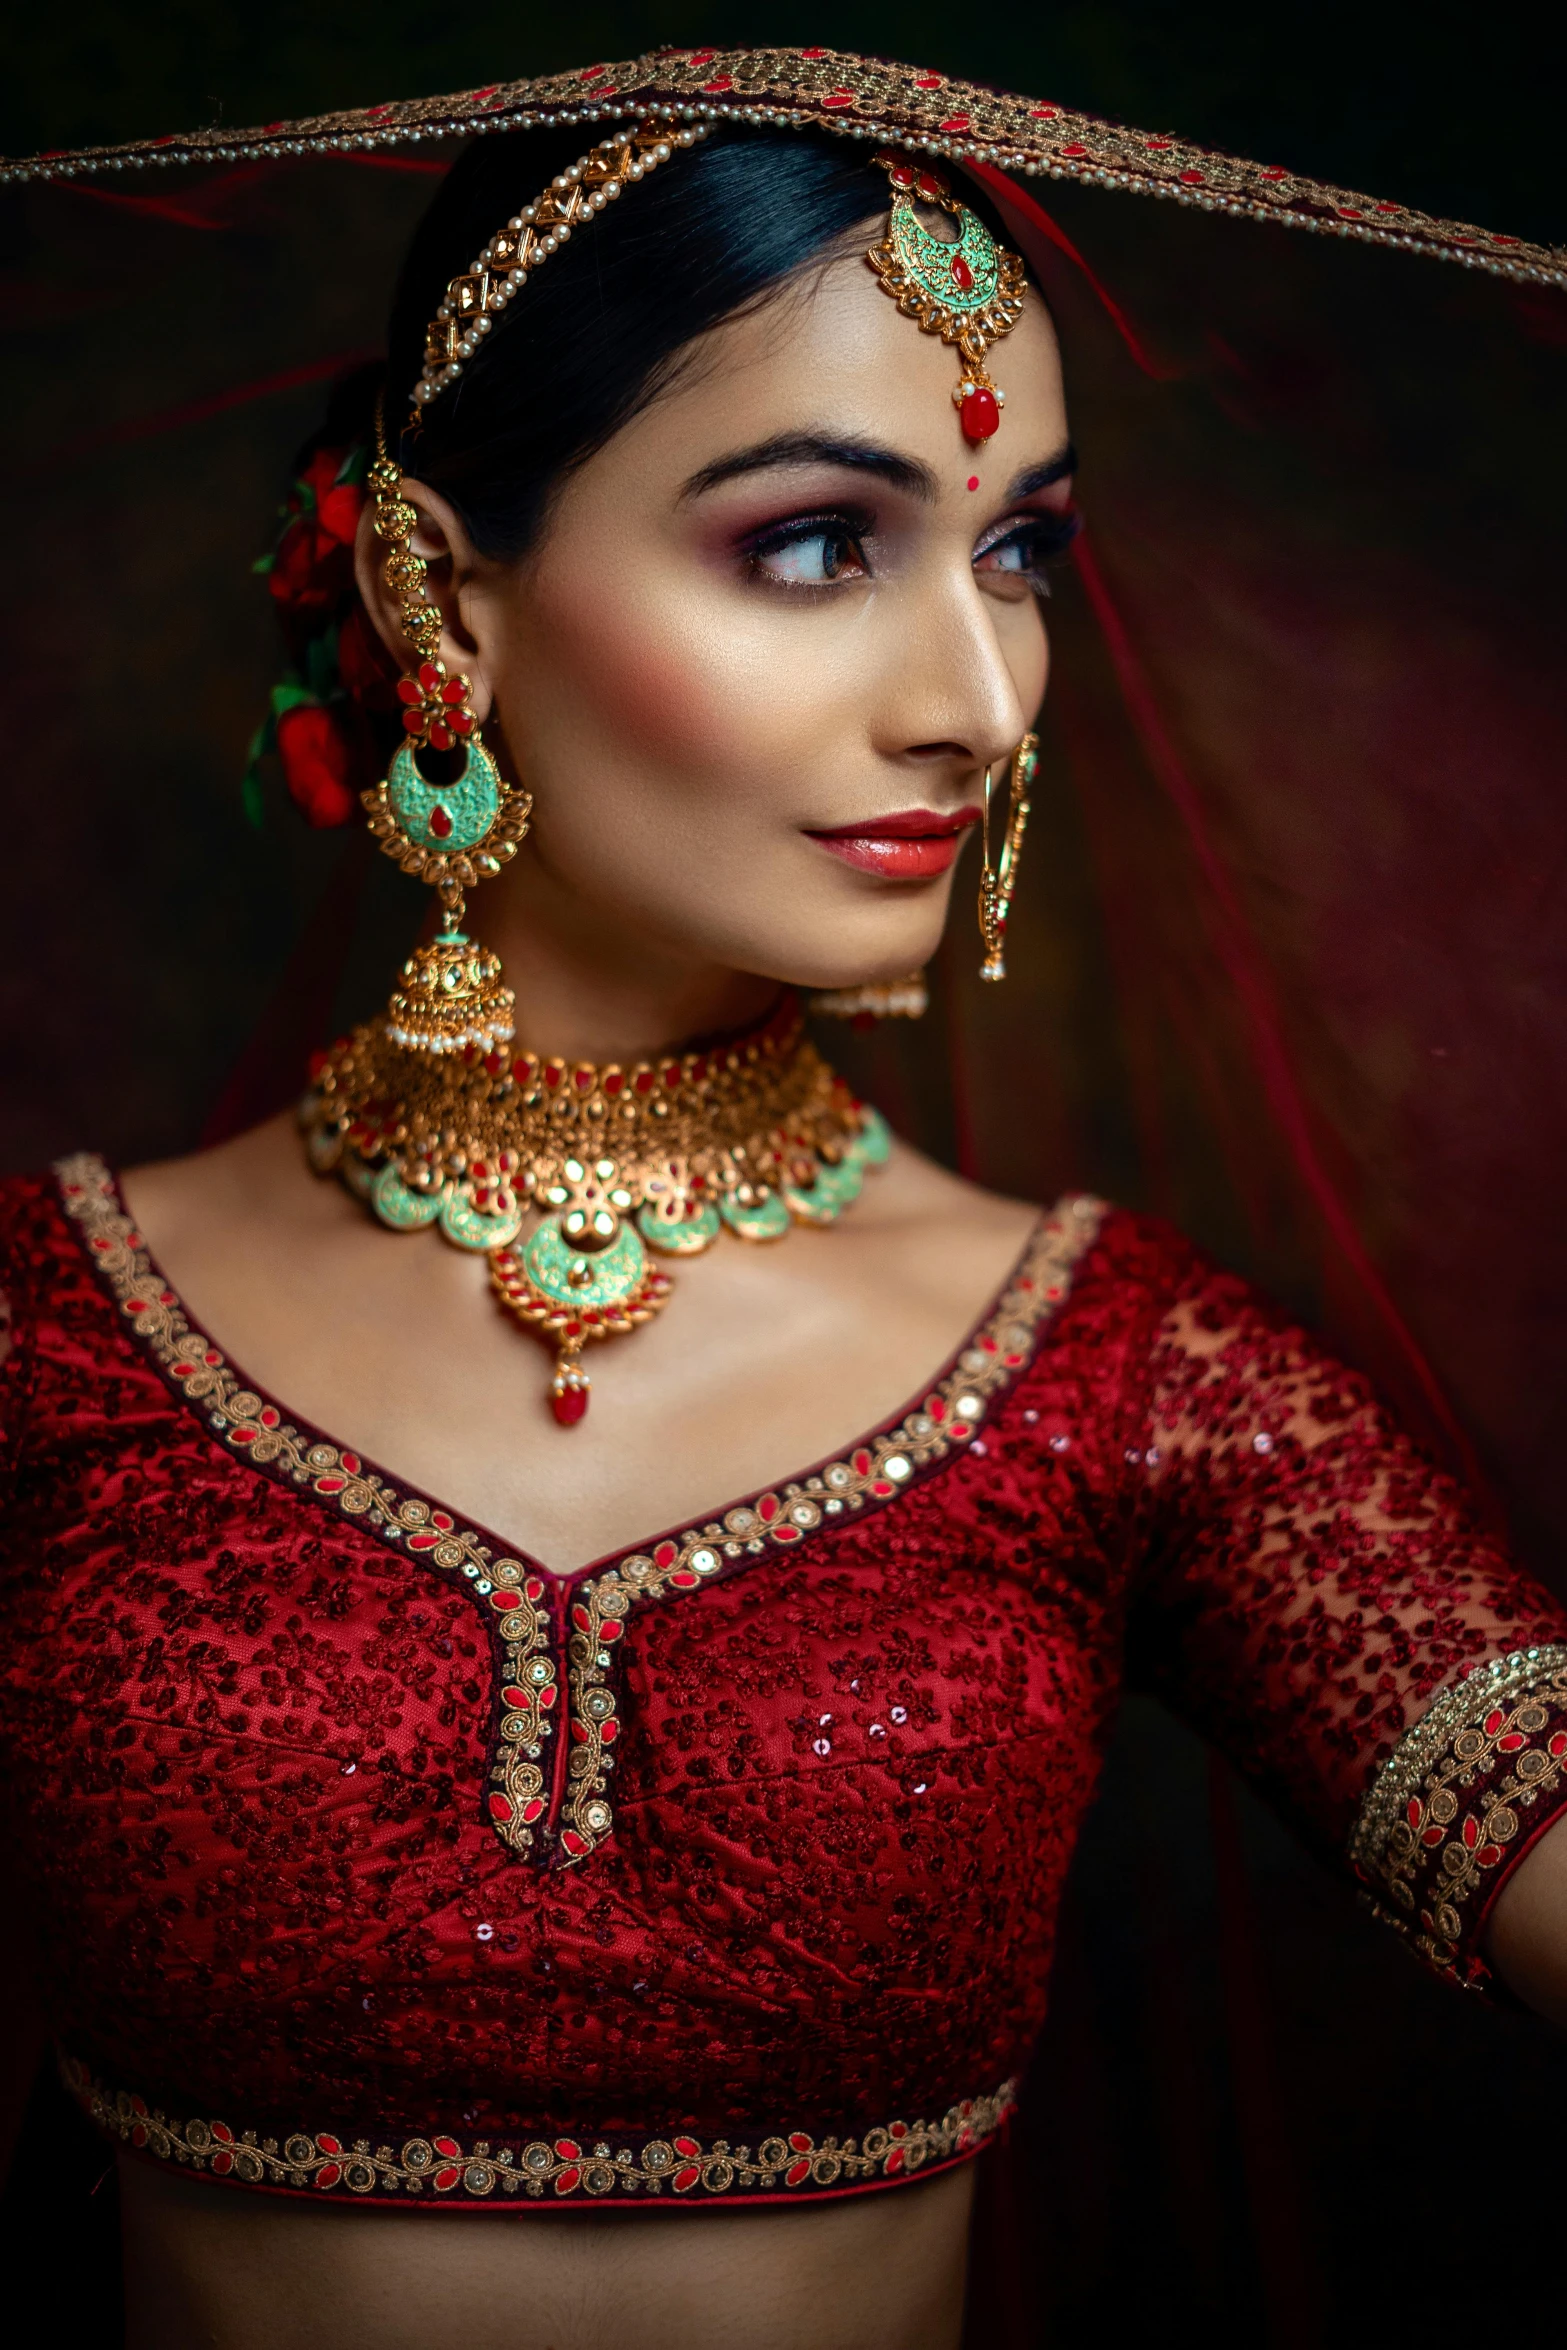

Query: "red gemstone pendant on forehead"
<box><xmin>867</xmin><ymin>153</ymin><xmax>1028</xmax><ymax>445</ymax></box>
<box><xmin>959</xmin><ymin>388</ymin><xmax>1000</xmax><ymax>444</ymax></box>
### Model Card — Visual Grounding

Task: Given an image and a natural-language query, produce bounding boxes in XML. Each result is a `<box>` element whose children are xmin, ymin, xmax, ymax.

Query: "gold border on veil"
<box><xmin>3</xmin><ymin>44</ymin><xmax>1563</xmax><ymax>293</ymax></box>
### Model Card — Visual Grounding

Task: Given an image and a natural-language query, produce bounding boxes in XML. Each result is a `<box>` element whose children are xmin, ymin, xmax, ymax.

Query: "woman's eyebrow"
<box><xmin>682</xmin><ymin>434</ymin><xmax>1079</xmax><ymax>506</ymax></box>
<box><xmin>681</xmin><ymin>433</ymin><xmax>937</xmax><ymax>502</ymax></box>
<box><xmin>1004</xmin><ymin>444</ymin><xmax>1078</xmax><ymax>500</ymax></box>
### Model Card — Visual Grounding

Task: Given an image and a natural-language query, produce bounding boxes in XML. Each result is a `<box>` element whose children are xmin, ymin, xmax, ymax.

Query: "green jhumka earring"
<box><xmin>355</xmin><ymin>408</ymin><xmax>533</xmax><ymax>1071</ymax></box>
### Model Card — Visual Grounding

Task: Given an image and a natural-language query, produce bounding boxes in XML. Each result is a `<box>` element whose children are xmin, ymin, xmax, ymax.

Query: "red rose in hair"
<box><xmin>276</xmin><ymin>703</ymin><xmax>360</xmax><ymax>828</ymax></box>
<box><xmin>268</xmin><ymin>449</ymin><xmax>365</xmax><ymax>620</ymax></box>
<box><xmin>337</xmin><ymin>602</ymin><xmax>400</xmax><ymax>713</ymax></box>
<box><xmin>267</xmin><ymin>518</ymin><xmax>343</xmax><ymax>616</ymax></box>
<box><xmin>305</xmin><ymin>449</ymin><xmax>365</xmax><ymax>547</ymax></box>
<box><xmin>294</xmin><ymin>449</ymin><xmax>364</xmax><ymax>545</ymax></box>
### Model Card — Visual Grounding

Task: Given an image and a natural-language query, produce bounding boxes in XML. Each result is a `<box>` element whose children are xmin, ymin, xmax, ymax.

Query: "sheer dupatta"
<box><xmin>16</xmin><ymin>44</ymin><xmax>1556</xmax><ymax>1565</ymax></box>
<box><xmin>4</xmin><ymin>49</ymin><xmax>1565</xmax><ymax>2343</ymax></box>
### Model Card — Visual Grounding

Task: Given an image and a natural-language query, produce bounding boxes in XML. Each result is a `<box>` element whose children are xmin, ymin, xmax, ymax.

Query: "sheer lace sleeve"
<box><xmin>1124</xmin><ymin>1233</ymin><xmax>1567</xmax><ymax>1989</ymax></box>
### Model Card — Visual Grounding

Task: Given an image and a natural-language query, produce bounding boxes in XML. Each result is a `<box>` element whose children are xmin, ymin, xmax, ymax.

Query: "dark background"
<box><xmin>4</xmin><ymin>8</ymin><xmax>1565</xmax><ymax>2347</ymax></box>
<box><xmin>5</xmin><ymin>0</ymin><xmax>1564</xmax><ymax>246</ymax></box>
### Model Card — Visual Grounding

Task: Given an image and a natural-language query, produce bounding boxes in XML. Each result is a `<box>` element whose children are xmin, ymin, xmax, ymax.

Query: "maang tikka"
<box><xmin>867</xmin><ymin>154</ymin><xmax>1027</xmax><ymax>443</ymax></box>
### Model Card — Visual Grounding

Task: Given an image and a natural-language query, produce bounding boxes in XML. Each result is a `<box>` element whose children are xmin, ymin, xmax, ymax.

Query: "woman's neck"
<box><xmin>465</xmin><ymin>859</ymin><xmax>780</xmax><ymax>1067</ymax></box>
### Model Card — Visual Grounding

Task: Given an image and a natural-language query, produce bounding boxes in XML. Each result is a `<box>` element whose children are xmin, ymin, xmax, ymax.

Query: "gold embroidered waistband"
<box><xmin>64</xmin><ymin>2057</ymin><xmax>1016</xmax><ymax>2204</ymax></box>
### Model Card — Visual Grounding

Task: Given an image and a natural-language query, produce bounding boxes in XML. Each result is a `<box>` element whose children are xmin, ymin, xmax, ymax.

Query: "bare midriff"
<box><xmin>120</xmin><ymin>2154</ymin><xmax>977</xmax><ymax>2350</ymax></box>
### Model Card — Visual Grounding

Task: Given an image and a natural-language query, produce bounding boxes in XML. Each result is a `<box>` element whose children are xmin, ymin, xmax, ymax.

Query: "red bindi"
<box><xmin>967</xmin><ymin>475</ymin><xmax>980</xmax><ymax>491</ymax></box>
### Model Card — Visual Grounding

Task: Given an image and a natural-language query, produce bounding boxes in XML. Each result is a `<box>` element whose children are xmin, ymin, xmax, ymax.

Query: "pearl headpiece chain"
<box><xmin>408</xmin><ymin>118</ymin><xmax>710</xmax><ymax>430</ymax></box>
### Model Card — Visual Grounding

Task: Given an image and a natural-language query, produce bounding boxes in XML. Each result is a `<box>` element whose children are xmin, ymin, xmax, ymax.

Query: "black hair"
<box><xmin>377</xmin><ymin>122</ymin><xmax>1020</xmax><ymax>559</ymax></box>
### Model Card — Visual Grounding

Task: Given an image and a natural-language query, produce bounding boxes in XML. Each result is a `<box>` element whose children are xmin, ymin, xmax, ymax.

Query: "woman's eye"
<box><xmin>975</xmin><ymin>513</ymin><xmax>1079</xmax><ymax>591</ymax></box>
<box><xmin>749</xmin><ymin>521</ymin><xmax>869</xmax><ymax>586</ymax></box>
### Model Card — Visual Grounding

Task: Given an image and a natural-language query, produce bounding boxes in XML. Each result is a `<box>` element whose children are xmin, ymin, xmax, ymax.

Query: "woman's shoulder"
<box><xmin>0</xmin><ymin>1137</ymin><xmax>303</xmax><ymax>1326</ymax></box>
<box><xmin>1071</xmin><ymin>1199</ymin><xmax>1256</xmax><ymax>1304</ymax></box>
<box><xmin>984</xmin><ymin>1184</ymin><xmax>1241</xmax><ymax>1326</ymax></box>
<box><xmin>859</xmin><ymin>1145</ymin><xmax>1270</xmax><ymax>1401</ymax></box>
<box><xmin>0</xmin><ymin>1149</ymin><xmax>170</xmax><ymax>1364</ymax></box>
<box><xmin>861</xmin><ymin>1136</ymin><xmax>1253</xmax><ymax>1313</ymax></box>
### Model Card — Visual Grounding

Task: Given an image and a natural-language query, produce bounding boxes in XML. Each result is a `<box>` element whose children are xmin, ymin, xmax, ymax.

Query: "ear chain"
<box><xmin>359</xmin><ymin>404</ymin><xmax>531</xmax><ymax>951</ymax></box>
<box><xmin>360</xmin><ymin>119</ymin><xmax>715</xmax><ymax>909</ymax></box>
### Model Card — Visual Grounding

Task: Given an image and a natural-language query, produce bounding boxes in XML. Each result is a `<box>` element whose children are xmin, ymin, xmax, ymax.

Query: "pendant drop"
<box><xmin>551</xmin><ymin>1358</ymin><xmax>590</xmax><ymax>1426</ymax></box>
<box><xmin>489</xmin><ymin>1180</ymin><xmax>675</xmax><ymax>1428</ymax></box>
<box><xmin>958</xmin><ymin>381</ymin><xmax>1001</xmax><ymax>443</ymax></box>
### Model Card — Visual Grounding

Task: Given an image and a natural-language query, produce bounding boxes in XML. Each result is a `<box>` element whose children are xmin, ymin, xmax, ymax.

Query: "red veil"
<box><xmin>4</xmin><ymin>45</ymin><xmax>1565</xmax><ymax>2338</ymax></box>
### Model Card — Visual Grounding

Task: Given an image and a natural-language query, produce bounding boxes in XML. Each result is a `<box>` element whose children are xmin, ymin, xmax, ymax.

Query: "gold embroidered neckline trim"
<box><xmin>55</xmin><ymin>1151</ymin><xmax>1104</xmax><ymax>1869</ymax></box>
<box><xmin>550</xmin><ymin>1197</ymin><xmax>1104</xmax><ymax>1858</ymax></box>
<box><xmin>66</xmin><ymin>2055</ymin><xmax>1015</xmax><ymax>2204</ymax></box>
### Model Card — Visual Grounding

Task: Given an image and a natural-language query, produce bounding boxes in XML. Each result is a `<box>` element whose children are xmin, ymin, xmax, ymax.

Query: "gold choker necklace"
<box><xmin>301</xmin><ymin>928</ymin><xmax>886</xmax><ymax>1424</ymax></box>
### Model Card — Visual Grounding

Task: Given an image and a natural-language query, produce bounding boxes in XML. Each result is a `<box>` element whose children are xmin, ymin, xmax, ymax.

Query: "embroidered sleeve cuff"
<box><xmin>1348</xmin><ymin>1645</ymin><xmax>1567</xmax><ymax>1990</ymax></box>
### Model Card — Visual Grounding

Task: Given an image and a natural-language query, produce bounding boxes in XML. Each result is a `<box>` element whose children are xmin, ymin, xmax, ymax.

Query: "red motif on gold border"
<box><xmin>65</xmin><ymin>2057</ymin><xmax>1016</xmax><ymax>2204</ymax></box>
<box><xmin>4</xmin><ymin>47</ymin><xmax>1559</xmax><ymax>292</ymax></box>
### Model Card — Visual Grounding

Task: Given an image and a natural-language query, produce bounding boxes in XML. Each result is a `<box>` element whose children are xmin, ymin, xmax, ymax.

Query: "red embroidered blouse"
<box><xmin>2</xmin><ymin>1155</ymin><xmax>1565</xmax><ymax>2211</ymax></box>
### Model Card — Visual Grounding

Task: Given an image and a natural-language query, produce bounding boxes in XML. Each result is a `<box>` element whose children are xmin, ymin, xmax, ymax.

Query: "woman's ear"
<box><xmin>353</xmin><ymin>478</ymin><xmax>495</xmax><ymax>721</ymax></box>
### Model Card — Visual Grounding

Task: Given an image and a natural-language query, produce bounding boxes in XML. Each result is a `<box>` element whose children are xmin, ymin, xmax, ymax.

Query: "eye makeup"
<box><xmin>972</xmin><ymin>506</ymin><xmax>1081</xmax><ymax>594</ymax></box>
<box><xmin>742</xmin><ymin>509</ymin><xmax>873</xmax><ymax>587</ymax></box>
<box><xmin>736</xmin><ymin>496</ymin><xmax>1079</xmax><ymax>595</ymax></box>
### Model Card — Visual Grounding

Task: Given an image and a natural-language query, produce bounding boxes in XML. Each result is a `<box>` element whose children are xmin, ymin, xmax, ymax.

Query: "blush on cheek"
<box><xmin>531</xmin><ymin>570</ymin><xmax>732</xmax><ymax>753</ymax></box>
<box><xmin>524</xmin><ymin>566</ymin><xmax>830</xmax><ymax>785</ymax></box>
<box><xmin>603</xmin><ymin>642</ymin><xmax>722</xmax><ymax>756</ymax></box>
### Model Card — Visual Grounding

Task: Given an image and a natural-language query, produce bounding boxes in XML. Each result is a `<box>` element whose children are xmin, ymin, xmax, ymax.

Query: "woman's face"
<box><xmin>381</xmin><ymin>228</ymin><xmax>1072</xmax><ymax>993</ymax></box>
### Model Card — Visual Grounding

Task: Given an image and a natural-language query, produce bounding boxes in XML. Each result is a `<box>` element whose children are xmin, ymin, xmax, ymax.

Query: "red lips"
<box><xmin>805</xmin><ymin>806</ymin><xmax>981</xmax><ymax>880</ymax></box>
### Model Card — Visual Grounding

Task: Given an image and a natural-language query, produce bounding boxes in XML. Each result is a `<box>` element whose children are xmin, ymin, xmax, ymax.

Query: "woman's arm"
<box><xmin>1486</xmin><ymin>1812</ymin><xmax>1567</xmax><ymax>2026</ymax></box>
<box><xmin>1121</xmin><ymin>1227</ymin><xmax>1567</xmax><ymax>2002</ymax></box>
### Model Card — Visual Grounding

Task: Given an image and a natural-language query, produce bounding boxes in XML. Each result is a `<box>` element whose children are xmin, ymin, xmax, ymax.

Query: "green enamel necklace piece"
<box><xmin>302</xmin><ymin>989</ymin><xmax>891</xmax><ymax>1426</ymax></box>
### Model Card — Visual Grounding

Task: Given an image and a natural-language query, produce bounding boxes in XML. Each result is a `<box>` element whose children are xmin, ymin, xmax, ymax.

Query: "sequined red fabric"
<box><xmin>1</xmin><ymin>1163</ymin><xmax>1563</xmax><ymax>2209</ymax></box>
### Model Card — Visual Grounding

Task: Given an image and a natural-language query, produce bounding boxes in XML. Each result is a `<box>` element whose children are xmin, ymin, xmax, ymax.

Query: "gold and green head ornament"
<box><xmin>867</xmin><ymin>153</ymin><xmax>1027</xmax><ymax>443</ymax></box>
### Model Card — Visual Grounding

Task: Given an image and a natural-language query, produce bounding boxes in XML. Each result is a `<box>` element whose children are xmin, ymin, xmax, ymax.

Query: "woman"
<box><xmin>3</xmin><ymin>46</ymin><xmax>1566</xmax><ymax>2350</ymax></box>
